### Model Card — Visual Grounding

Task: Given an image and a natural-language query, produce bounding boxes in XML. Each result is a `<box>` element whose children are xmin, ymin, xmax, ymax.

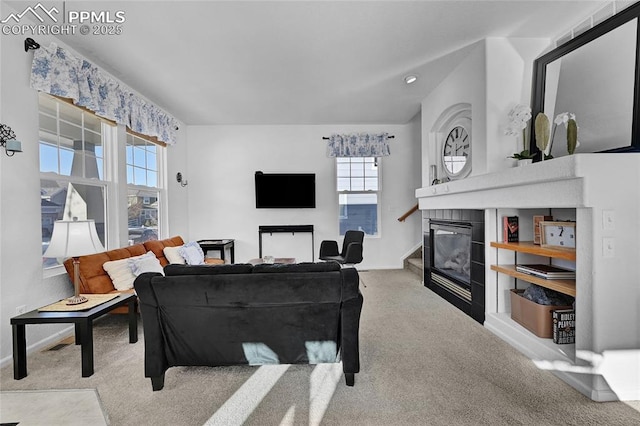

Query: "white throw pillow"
<box><xmin>103</xmin><ymin>252</ymin><xmax>149</xmax><ymax>291</ymax></box>
<box><xmin>163</xmin><ymin>245</ymin><xmax>186</xmax><ymax>264</ymax></box>
<box><xmin>129</xmin><ymin>251</ymin><xmax>164</xmax><ymax>276</ymax></box>
<box><xmin>178</xmin><ymin>241</ymin><xmax>205</xmax><ymax>265</ymax></box>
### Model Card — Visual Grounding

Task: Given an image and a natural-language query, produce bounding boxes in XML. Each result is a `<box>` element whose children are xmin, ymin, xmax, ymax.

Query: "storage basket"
<box><xmin>510</xmin><ymin>289</ymin><xmax>572</xmax><ymax>338</ymax></box>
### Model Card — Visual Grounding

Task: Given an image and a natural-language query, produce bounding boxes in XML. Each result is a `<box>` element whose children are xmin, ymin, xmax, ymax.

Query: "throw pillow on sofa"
<box><xmin>163</xmin><ymin>245</ymin><xmax>186</xmax><ymax>264</ymax></box>
<box><xmin>129</xmin><ymin>251</ymin><xmax>164</xmax><ymax>276</ymax></box>
<box><xmin>103</xmin><ymin>252</ymin><xmax>150</xmax><ymax>291</ymax></box>
<box><xmin>178</xmin><ymin>241</ymin><xmax>205</xmax><ymax>265</ymax></box>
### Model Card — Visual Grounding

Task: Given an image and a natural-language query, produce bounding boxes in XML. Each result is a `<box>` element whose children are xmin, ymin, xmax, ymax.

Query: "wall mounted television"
<box><xmin>255</xmin><ymin>171</ymin><xmax>316</xmax><ymax>208</ymax></box>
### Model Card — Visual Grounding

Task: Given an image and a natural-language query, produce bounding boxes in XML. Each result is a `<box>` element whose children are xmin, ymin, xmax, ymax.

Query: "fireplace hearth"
<box><xmin>423</xmin><ymin>209</ymin><xmax>485</xmax><ymax>324</ymax></box>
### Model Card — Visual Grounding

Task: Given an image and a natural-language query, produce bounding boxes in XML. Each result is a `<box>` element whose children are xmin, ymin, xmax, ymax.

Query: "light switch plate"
<box><xmin>602</xmin><ymin>210</ymin><xmax>615</xmax><ymax>230</ymax></box>
<box><xmin>603</xmin><ymin>237</ymin><xmax>615</xmax><ymax>258</ymax></box>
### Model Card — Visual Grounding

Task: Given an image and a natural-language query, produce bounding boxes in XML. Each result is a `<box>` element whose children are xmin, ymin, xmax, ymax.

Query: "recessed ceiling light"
<box><xmin>404</xmin><ymin>75</ymin><xmax>418</xmax><ymax>84</ymax></box>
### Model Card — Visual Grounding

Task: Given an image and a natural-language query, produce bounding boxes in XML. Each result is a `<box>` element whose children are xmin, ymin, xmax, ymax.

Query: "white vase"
<box><xmin>518</xmin><ymin>159</ymin><xmax>533</xmax><ymax>166</ymax></box>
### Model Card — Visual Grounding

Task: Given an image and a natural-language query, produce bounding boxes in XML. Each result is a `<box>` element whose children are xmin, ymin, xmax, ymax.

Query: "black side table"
<box><xmin>11</xmin><ymin>293</ymin><xmax>137</xmax><ymax>379</ymax></box>
<box><xmin>198</xmin><ymin>239</ymin><xmax>235</xmax><ymax>264</ymax></box>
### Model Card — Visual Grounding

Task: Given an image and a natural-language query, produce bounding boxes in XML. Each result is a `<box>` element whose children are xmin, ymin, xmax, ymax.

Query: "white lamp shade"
<box><xmin>43</xmin><ymin>219</ymin><xmax>105</xmax><ymax>258</ymax></box>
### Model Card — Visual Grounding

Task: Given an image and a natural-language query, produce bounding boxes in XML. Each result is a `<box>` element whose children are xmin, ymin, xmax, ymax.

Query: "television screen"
<box><xmin>255</xmin><ymin>172</ymin><xmax>316</xmax><ymax>208</ymax></box>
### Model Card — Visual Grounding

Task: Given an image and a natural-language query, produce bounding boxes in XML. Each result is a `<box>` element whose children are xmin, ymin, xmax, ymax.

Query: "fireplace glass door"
<box><xmin>430</xmin><ymin>221</ymin><xmax>472</xmax><ymax>300</ymax></box>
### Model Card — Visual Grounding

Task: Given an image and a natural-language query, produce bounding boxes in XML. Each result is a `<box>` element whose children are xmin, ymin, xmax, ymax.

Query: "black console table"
<box><xmin>258</xmin><ymin>225</ymin><xmax>314</xmax><ymax>261</ymax></box>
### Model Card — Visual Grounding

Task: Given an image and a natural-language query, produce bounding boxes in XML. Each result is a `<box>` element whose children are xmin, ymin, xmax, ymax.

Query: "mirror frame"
<box><xmin>530</xmin><ymin>2</ymin><xmax>640</xmax><ymax>158</ymax></box>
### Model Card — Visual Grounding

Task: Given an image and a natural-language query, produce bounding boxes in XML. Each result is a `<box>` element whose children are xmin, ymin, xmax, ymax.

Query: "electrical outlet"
<box><xmin>16</xmin><ymin>305</ymin><xmax>27</xmax><ymax>315</ymax></box>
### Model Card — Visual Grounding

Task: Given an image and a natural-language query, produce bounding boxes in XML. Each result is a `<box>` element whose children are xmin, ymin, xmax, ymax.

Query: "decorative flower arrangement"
<box><xmin>537</xmin><ymin>112</ymin><xmax>579</xmax><ymax>158</ymax></box>
<box><xmin>504</xmin><ymin>104</ymin><xmax>535</xmax><ymax>160</ymax></box>
<box><xmin>555</xmin><ymin>112</ymin><xmax>579</xmax><ymax>155</ymax></box>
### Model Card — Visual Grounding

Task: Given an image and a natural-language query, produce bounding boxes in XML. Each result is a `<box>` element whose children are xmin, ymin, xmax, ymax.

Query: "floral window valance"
<box><xmin>326</xmin><ymin>133</ymin><xmax>391</xmax><ymax>157</ymax></box>
<box><xmin>30</xmin><ymin>43</ymin><xmax>178</xmax><ymax>145</ymax></box>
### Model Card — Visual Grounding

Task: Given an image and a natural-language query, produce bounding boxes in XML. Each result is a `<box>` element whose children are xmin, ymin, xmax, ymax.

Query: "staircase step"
<box><xmin>406</xmin><ymin>257</ymin><xmax>423</xmax><ymax>277</ymax></box>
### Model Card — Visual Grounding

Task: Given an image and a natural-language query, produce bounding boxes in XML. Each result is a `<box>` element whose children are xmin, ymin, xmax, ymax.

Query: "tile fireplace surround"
<box><xmin>416</xmin><ymin>154</ymin><xmax>640</xmax><ymax>402</ymax></box>
<box><xmin>423</xmin><ymin>209</ymin><xmax>485</xmax><ymax>324</ymax></box>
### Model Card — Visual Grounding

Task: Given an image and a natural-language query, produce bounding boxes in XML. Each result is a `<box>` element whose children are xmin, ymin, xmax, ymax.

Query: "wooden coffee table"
<box><xmin>11</xmin><ymin>293</ymin><xmax>137</xmax><ymax>379</ymax></box>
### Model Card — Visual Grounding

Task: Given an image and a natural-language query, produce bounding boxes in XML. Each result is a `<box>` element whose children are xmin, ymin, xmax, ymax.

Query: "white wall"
<box><xmin>0</xmin><ymin>27</ymin><xmax>189</xmax><ymax>364</ymax></box>
<box><xmin>421</xmin><ymin>41</ymin><xmax>486</xmax><ymax>186</ymax></box>
<box><xmin>421</xmin><ymin>38</ymin><xmax>549</xmax><ymax>185</ymax></box>
<box><xmin>186</xmin><ymin>116</ymin><xmax>422</xmax><ymax>269</ymax></box>
<box><xmin>0</xmin><ymin>21</ymin><xmax>72</xmax><ymax>364</ymax></box>
<box><xmin>485</xmin><ymin>37</ymin><xmax>550</xmax><ymax>172</ymax></box>
<box><xmin>165</xmin><ymin>129</ymin><xmax>190</xmax><ymax>239</ymax></box>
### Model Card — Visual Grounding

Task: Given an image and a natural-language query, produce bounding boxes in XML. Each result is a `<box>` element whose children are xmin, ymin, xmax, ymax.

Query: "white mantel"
<box><xmin>416</xmin><ymin>153</ymin><xmax>640</xmax><ymax>402</ymax></box>
<box><xmin>416</xmin><ymin>154</ymin><xmax>635</xmax><ymax>210</ymax></box>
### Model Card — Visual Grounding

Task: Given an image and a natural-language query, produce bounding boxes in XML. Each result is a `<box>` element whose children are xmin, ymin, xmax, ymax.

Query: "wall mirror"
<box><xmin>530</xmin><ymin>2</ymin><xmax>640</xmax><ymax>158</ymax></box>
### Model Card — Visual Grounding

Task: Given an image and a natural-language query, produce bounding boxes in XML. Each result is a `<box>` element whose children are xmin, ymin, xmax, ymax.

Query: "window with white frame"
<box><xmin>39</xmin><ymin>94</ymin><xmax>112</xmax><ymax>268</ymax></box>
<box><xmin>336</xmin><ymin>157</ymin><xmax>379</xmax><ymax>236</ymax></box>
<box><xmin>126</xmin><ymin>133</ymin><xmax>161</xmax><ymax>245</ymax></box>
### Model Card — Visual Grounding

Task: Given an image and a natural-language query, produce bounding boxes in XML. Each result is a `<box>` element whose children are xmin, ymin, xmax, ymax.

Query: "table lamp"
<box><xmin>43</xmin><ymin>218</ymin><xmax>105</xmax><ymax>305</ymax></box>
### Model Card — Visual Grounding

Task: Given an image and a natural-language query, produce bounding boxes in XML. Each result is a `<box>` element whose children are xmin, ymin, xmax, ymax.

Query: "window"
<box><xmin>336</xmin><ymin>157</ymin><xmax>379</xmax><ymax>236</ymax></box>
<box><xmin>126</xmin><ymin>133</ymin><xmax>158</xmax><ymax>187</ymax></box>
<box><xmin>39</xmin><ymin>96</ymin><xmax>105</xmax><ymax>180</ymax></box>
<box><xmin>126</xmin><ymin>133</ymin><xmax>161</xmax><ymax>245</ymax></box>
<box><xmin>39</xmin><ymin>95</ymin><xmax>167</xmax><ymax>269</ymax></box>
<box><xmin>39</xmin><ymin>94</ymin><xmax>111</xmax><ymax>268</ymax></box>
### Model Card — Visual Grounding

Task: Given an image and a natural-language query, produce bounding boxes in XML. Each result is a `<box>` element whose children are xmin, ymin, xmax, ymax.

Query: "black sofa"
<box><xmin>134</xmin><ymin>262</ymin><xmax>363</xmax><ymax>391</ymax></box>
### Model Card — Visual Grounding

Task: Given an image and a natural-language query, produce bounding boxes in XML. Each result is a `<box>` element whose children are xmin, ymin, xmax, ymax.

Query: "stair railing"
<box><xmin>397</xmin><ymin>203</ymin><xmax>419</xmax><ymax>222</ymax></box>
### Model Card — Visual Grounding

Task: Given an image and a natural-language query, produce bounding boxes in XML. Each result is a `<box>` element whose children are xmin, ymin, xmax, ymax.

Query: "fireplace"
<box><xmin>423</xmin><ymin>210</ymin><xmax>485</xmax><ymax>324</ymax></box>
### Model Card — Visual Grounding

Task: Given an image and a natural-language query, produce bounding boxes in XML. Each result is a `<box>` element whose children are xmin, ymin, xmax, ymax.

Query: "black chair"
<box><xmin>319</xmin><ymin>230</ymin><xmax>364</xmax><ymax>265</ymax></box>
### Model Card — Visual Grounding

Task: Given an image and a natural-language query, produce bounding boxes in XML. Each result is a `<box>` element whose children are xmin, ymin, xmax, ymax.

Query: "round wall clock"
<box><xmin>441</xmin><ymin>120</ymin><xmax>472</xmax><ymax>179</ymax></box>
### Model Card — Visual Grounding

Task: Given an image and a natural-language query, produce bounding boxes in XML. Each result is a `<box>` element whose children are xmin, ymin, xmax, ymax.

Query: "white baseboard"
<box><xmin>0</xmin><ymin>326</ymin><xmax>74</xmax><ymax>369</ymax></box>
<box><xmin>400</xmin><ymin>242</ymin><xmax>422</xmax><ymax>261</ymax></box>
<box><xmin>485</xmin><ymin>314</ymin><xmax>640</xmax><ymax>402</ymax></box>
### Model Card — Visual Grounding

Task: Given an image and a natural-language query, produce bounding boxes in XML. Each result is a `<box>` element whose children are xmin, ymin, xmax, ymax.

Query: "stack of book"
<box><xmin>515</xmin><ymin>264</ymin><xmax>576</xmax><ymax>279</ymax></box>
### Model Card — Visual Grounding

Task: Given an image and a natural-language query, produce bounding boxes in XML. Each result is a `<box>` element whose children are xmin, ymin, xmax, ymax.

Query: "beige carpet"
<box><xmin>0</xmin><ymin>389</ymin><xmax>108</xmax><ymax>425</ymax></box>
<box><xmin>1</xmin><ymin>269</ymin><xmax>639</xmax><ymax>425</ymax></box>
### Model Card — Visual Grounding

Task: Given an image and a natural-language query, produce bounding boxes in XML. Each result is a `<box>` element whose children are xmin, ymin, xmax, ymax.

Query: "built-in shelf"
<box><xmin>490</xmin><ymin>241</ymin><xmax>576</xmax><ymax>261</ymax></box>
<box><xmin>485</xmin><ymin>313</ymin><xmax>575</xmax><ymax>362</ymax></box>
<box><xmin>490</xmin><ymin>240</ymin><xmax>576</xmax><ymax>296</ymax></box>
<box><xmin>490</xmin><ymin>264</ymin><xmax>576</xmax><ymax>296</ymax></box>
<box><xmin>416</xmin><ymin>154</ymin><xmax>640</xmax><ymax>401</ymax></box>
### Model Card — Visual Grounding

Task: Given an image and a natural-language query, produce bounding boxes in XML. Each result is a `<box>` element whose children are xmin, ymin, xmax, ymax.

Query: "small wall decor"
<box><xmin>433</xmin><ymin>103</ymin><xmax>472</xmax><ymax>180</ymax></box>
<box><xmin>0</xmin><ymin>123</ymin><xmax>22</xmax><ymax>156</ymax></box>
<box><xmin>176</xmin><ymin>172</ymin><xmax>188</xmax><ymax>187</ymax></box>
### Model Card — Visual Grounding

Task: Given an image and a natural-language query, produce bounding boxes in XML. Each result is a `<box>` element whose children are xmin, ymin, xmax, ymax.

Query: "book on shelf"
<box><xmin>515</xmin><ymin>264</ymin><xmax>576</xmax><ymax>279</ymax></box>
<box><xmin>503</xmin><ymin>216</ymin><xmax>519</xmax><ymax>242</ymax></box>
<box><xmin>553</xmin><ymin>309</ymin><xmax>576</xmax><ymax>344</ymax></box>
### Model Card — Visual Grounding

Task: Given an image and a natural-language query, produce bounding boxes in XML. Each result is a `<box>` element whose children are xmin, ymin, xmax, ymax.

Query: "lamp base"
<box><xmin>66</xmin><ymin>294</ymin><xmax>89</xmax><ymax>305</ymax></box>
<box><xmin>67</xmin><ymin>257</ymin><xmax>88</xmax><ymax>305</ymax></box>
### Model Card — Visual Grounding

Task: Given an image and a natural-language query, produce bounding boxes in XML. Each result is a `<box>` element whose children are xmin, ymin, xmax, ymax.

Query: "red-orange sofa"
<box><xmin>63</xmin><ymin>236</ymin><xmax>185</xmax><ymax>312</ymax></box>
